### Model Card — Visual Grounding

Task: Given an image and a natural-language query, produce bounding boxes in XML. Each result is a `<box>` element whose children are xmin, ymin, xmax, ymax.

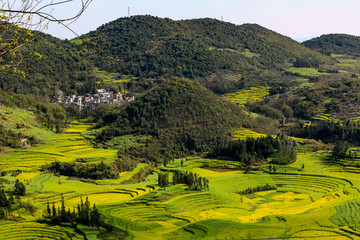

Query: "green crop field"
<box><xmin>232</xmin><ymin>128</ymin><xmax>308</xmax><ymax>144</ymax></box>
<box><xmin>232</xmin><ymin>128</ymin><xmax>267</xmax><ymax>140</ymax></box>
<box><xmin>336</xmin><ymin>57</ymin><xmax>360</xmax><ymax>69</ymax></box>
<box><xmin>0</xmin><ymin>118</ymin><xmax>117</xmax><ymax>172</ymax></box>
<box><xmin>2</xmin><ymin>108</ymin><xmax>360</xmax><ymax>239</ymax></box>
<box><xmin>0</xmin><ymin>221</ymin><xmax>84</xmax><ymax>240</ymax></box>
<box><xmin>286</xmin><ymin>67</ymin><xmax>332</xmax><ymax>77</ymax></box>
<box><xmin>94</xmin><ymin>67</ymin><xmax>139</xmax><ymax>85</ymax></box>
<box><xmin>223</xmin><ymin>87</ymin><xmax>269</xmax><ymax>106</ymax></box>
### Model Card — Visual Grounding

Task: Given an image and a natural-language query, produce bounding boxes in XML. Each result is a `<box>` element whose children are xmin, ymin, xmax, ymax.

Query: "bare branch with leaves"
<box><xmin>0</xmin><ymin>0</ymin><xmax>92</xmax><ymax>70</ymax></box>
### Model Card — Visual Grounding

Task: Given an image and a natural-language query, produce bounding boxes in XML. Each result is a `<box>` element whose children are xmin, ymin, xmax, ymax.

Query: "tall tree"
<box><xmin>14</xmin><ymin>179</ymin><xmax>26</xmax><ymax>196</ymax></box>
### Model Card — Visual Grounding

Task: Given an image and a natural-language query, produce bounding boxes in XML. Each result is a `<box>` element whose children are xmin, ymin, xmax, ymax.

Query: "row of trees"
<box><xmin>158</xmin><ymin>170</ymin><xmax>210</xmax><ymax>190</ymax></box>
<box><xmin>290</xmin><ymin>120</ymin><xmax>360</xmax><ymax>145</ymax></box>
<box><xmin>42</xmin><ymin>158</ymin><xmax>137</xmax><ymax>180</ymax></box>
<box><xmin>293</xmin><ymin>57</ymin><xmax>319</xmax><ymax>68</ymax></box>
<box><xmin>209</xmin><ymin>134</ymin><xmax>298</xmax><ymax>165</ymax></box>
<box><xmin>172</xmin><ymin>170</ymin><xmax>209</xmax><ymax>190</ymax></box>
<box><xmin>238</xmin><ymin>184</ymin><xmax>277</xmax><ymax>195</ymax></box>
<box><xmin>46</xmin><ymin>195</ymin><xmax>101</xmax><ymax>228</ymax></box>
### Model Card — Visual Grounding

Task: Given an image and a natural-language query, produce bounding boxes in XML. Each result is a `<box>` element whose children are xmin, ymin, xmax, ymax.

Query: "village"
<box><xmin>55</xmin><ymin>89</ymin><xmax>135</xmax><ymax>110</ymax></box>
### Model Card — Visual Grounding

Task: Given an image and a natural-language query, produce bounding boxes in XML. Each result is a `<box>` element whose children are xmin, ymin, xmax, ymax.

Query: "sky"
<box><xmin>43</xmin><ymin>0</ymin><xmax>360</xmax><ymax>42</ymax></box>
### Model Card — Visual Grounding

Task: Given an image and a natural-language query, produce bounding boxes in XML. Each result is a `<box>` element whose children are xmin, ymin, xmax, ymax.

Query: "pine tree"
<box><xmin>14</xmin><ymin>179</ymin><xmax>26</xmax><ymax>196</ymax></box>
<box><xmin>0</xmin><ymin>189</ymin><xmax>7</xmax><ymax>207</ymax></box>
<box><xmin>67</xmin><ymin>208</ymin><xmax>72</xmax><ymax>223</ymax></box>
<box><xmin>52</xmin><ymin>203</ymin><xmax>57</xmax><ymax>217</ymax></box>
<box><xmin>90</xmin><ymin>204</ymin><xmax>101</xmax><ymax>228</ymax></box>
<box><xmin>60</xmin><ymin>195</ymin><xmax>66</xmax><ymax>219</ymax></box>
<box><xmin>84</xmin><ymin>197</ymin><xmax>91</xmax><ymax>225</ymax></box>
<box><xmin>47</xmin><ymin>200</ymin><xmax>51</xmax><ymax>217</ymax></box>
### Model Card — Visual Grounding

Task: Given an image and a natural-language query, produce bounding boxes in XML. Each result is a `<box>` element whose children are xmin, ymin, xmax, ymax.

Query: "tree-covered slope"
<box><xmin>82</xmin><ymin>15</ymin><xmax>330</xmax><ymax>80</ymax></box>
<box><xmin>0</xmin><ymin>32</ymin><xmax>98</xmax><ymax>97</ymax></box>
<box><xmin>303</xmin><ymin>34</ymin><xmax>360</xmax><ymax>56</ymax></box>
<box><xmin>96</xmin><ymin>78</ymin><xmax>246</xmax><ymax>160</ymax></box>
<box><xmin>0</xmin><ymin>16</ymin><xmax>333</xmax><ymax>97</ymax></box>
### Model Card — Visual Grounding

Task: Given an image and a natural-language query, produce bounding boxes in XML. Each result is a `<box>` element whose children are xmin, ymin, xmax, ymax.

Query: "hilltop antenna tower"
<box><xmin>128</xmin><ymin>7</ymin><xmax>130</xmax><ymax>18</ymax></box>
<box><xmin>221</xmin><ymin>16</ymin><xmax>223</xmax><ymax>21</ymax></box>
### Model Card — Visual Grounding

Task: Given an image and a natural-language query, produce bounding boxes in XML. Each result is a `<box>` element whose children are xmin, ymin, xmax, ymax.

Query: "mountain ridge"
<box><xmin>0</xmin><ymin>15</ymin><xmax>332</xmax><ymax>97</ymax></box>
<box><xmin>83</xmin><ymin>15</ymin><xmax>330</xmax><ymax>73</ymax></box>
<box><xmin>78</xmin><ymin>15</ymin><xmax>331</xmax><ymax>93</ymax></box>
<box><xmin>303</xmin><ymin>33</ymin><xmax>360</xmax><ymax>56</ymax></box>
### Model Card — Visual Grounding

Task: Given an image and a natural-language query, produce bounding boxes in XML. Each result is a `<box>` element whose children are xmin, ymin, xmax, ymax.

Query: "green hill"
<box><xmin>303</xmin><ymin>34</ymin><xmax>360</xmax><ymax>56</ymax></box>
<box><xmin>0</xmin><ymin>16</ymin><xmax>332</xmax><ymax>97</ymax></box>
<box><xmin>96</xmin><ymin>78</ymin><xmax>246</xmax><ymax>160</ymax></box>
<box><xmin>81</xmin><ymin>15</ymin><xmax>330</xmax><ymax>93</ymax></box>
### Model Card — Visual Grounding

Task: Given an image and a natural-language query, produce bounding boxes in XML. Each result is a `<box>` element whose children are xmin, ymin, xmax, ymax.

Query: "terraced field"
<box><xmin>94</xmin><ymin>67</ymin><xmax>139</xmax><ymax>86</ymax></box>
<box><xmin>92</xmin><ymin>160</ymin><xmax>360</xmax><ymax>239</ymax></box>
<box><xmin>286</xmin><ymin>67</ymin><xmax>332</xmax><ymax>77</ymax></box>
<box><xmin>2</xmin><ymin>108</ymin><xmax>360</xmax><ymax>239</ymax></box>
<box><xmin>0</xmin><ymin>120</ymin><xmax>117</xmax><ymax>172</ymax></box>
<box><xmin>271</xmin><ymin>173</ymin><xmax>351</xmax><ymax>201</ymax></box>
<box><xmin>232</xmin><ymin>128</ymin><xmax>308</xmax><ymax>144</ymax></box>
<box><xmin>330</xmin><ymin>199</ymin><xmax>360</xmax><ymax>230</ymax></box>
<box><xmin>0</xmin><ymin>221</ymin><xmax>83</xmax><ymax>240</ymax></box>
<box><xmin>232</xmin><ymin>128</ymin><xmax>267</xmax><ymax>140</ymax></box>
<box><xmin>222</xmin><ymin>87</ymin><xmax>269</xmax><ymax>106</ymax></box>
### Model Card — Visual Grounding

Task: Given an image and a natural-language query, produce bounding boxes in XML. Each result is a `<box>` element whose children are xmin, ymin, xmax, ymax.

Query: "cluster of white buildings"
<box><xmin>56</xmin><ymin>89</ymin><xmax>135</xmax><ymax>110</ymax></box>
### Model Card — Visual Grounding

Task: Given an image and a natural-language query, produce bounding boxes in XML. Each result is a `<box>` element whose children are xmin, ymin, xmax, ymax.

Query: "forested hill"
<box><xmin>303</xmin><ymin>34</ymin><xmax>360</xmax><ymax>56</ymax></box>
<box><xmin>81</xmin><ymin>15</ymin><xmax>330</xmax><ymax>81</ymax></box>
<box><xmin>0</xmin><ymin>32</ymin><xmax>98</xmax><ymax>97</ymax></box>
<box><xmin>96</xmin><ymin>78</ymin><xmax>246</xmax><ymax>160</ymax></box>
<box><xmin>0</xmin><ymin>15</ymin><xmax>333</xmax><ymax>97</ymax></box>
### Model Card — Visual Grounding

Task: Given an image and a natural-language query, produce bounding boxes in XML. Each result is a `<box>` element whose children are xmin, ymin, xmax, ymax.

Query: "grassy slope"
<box><xmin>0</xmin><ymin>111</ymin><xmax>117</xmax><ymax>172</ymax></box>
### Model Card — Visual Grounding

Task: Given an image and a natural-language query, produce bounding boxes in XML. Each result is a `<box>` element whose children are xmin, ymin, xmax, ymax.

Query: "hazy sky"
<box><xmin>44</xmin><ymin>0</ymin><xmax>360</xmax><ymax>42</ymax></box>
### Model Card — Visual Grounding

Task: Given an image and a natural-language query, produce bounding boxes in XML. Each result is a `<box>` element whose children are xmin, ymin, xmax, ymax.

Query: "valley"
<box><xmin>2</xmin><ymin>103</ymin><xmax>360</xmax><ymax>239</ymax></box>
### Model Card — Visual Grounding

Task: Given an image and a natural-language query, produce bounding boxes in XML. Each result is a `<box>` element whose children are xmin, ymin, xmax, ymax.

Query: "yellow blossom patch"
<box><xmin>66</xmin><ymin>192</ymin><xmax>134</xmax><ymax>206</ymax></box>
<box><xmin>199</xmin><ymin>209</ymin><xmax>228</xmax><ymax>218</ymax></box>
<box><xmin>16</xmin><ymin>172</ymin><xmax>40</xmax><ymax>182</ymax></box>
